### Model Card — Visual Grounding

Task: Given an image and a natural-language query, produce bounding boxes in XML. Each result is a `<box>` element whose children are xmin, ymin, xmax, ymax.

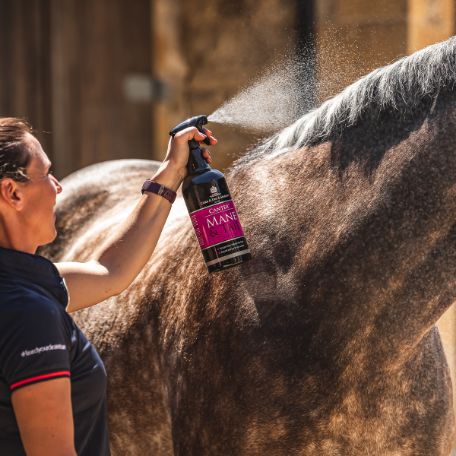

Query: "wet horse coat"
<box><xmin>40</xmin><ymin>38</ymin><xmax>456</xmax><ymax>455</ymax></box>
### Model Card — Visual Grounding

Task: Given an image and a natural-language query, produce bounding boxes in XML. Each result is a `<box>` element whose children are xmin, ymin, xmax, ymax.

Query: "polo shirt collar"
<box><xmin>0</xmin><ymin>246</ymin><xmax>69</xmax><ymax>308</ymax></box>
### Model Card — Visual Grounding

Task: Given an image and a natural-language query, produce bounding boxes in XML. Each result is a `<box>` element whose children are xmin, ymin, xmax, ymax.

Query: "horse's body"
<box><xmin>40</xmin><ymin>38</ymin><xmax>456</xmax><ymax>455</ymax></box>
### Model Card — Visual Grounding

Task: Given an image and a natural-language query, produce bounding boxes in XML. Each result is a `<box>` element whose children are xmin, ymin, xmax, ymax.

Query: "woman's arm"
<box><xmin>56</xmin><ymin>127</ymin><xmax>215</xmax><ymax>312</ymax></box>
<box><xmin>12</xmin><ymin>378</ymin><xmax>76</xmax><ymax>456</ymax></box>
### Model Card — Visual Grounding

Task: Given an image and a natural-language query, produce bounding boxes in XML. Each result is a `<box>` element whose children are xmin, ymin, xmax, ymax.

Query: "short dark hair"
<box><xmin>0</xmin><ymin>118</ymin><xmax>33</xmax><ymax>183</ymax></box>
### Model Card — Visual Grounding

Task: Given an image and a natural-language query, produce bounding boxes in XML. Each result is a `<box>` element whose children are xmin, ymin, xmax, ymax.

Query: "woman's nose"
<box><xmin>51</xmin><ymin>175</ymin><xmax>63</xmax><ymax>194</ymax></box>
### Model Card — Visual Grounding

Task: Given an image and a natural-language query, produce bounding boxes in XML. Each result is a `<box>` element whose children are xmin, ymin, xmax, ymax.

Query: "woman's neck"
<box><xmin>0</xmin><ymin>212</ymin><xmax>37</xmax><ymax>254</ymax></box>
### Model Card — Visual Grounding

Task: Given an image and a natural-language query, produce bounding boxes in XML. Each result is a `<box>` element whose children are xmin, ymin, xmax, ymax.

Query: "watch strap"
<box><xmin>141</xmin><ymin>180</ymin><xmax>177</xmax><ymax>204</ymax></box>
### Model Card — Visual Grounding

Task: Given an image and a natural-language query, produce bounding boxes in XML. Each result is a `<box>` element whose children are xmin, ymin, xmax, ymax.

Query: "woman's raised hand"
<box><xmin>161</xmin><ymin>127</ymin><xmax>217</xmax><ymax>189</ymax></box>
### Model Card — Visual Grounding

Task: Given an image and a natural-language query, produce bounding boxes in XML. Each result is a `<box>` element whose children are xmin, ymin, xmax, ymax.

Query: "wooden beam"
<box><xmin>0</xmin><ymin>1</ymin><xmax>53</xmax><ymax>161</ymax></box>
<box><xmin>296</xmin><ymin>0</ymin><xmax>317</xmax><ymax>108</ymax></box>
<box><xmin>50</xmin><ymin>0</ymin><xmax>152</xmax><ymax>179</ymax></box>
<box><xmin>150</xmin><ymin>0</ymin><xmax>188</xmax><ymax>161</ymax></box>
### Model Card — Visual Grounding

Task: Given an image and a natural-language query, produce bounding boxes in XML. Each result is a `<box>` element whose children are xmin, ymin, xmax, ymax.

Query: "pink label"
<box><xmin>190</xmin><ymin>200</ymin><xmax>245</xmax><ymax>250</ymax></box>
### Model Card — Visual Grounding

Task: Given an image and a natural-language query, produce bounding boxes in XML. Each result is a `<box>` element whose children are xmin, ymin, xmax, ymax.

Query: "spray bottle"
<box><xmin>169</xmin><ymin>115</ymin><xmax>252</xmax><ymax>273</ymax></box>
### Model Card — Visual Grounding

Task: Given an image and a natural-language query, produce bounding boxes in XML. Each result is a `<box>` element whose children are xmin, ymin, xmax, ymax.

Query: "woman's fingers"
<box><xmin>201</xmin><ymin>127</ymin><xmax>217</xmax><ymax>146</ymax></box>
<box><xmin>199</xmin><ymin>136</ymin><xmax>217</xmax><ymax>146</ymax></box>
<box><xmin>174</xmin><ymin>127</ymin><xmax>217</xmax><ymax>144</ymax></box>
<box><xmin>194</xmin><ymin>129</ymin><xmax>207</xmax><ymax>141</ymax></box>
<box><xmin>201</xmin><ymin>148</ymin><xmax>212</xmax><ymax>163</ymax></box>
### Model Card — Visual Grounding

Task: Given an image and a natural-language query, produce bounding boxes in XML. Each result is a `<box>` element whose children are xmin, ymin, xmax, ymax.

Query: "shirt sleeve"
<box><xmin>0</xmin><ymin>298</ymin><xmax>72</xmax><ymax>391</ymax></box>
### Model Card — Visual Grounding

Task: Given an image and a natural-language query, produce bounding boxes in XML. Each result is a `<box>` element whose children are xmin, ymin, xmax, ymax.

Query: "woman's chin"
<box><xmin>38</xmin><ymin>227</ymin><xmax>58</xmax><ymax>247</ymax></box>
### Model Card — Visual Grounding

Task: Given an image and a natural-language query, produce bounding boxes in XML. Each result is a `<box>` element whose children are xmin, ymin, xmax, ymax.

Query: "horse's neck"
<box><xmin>233</xmin><ymin>89</ymin><xmax>456</xmax><ymax>367</ymax></box>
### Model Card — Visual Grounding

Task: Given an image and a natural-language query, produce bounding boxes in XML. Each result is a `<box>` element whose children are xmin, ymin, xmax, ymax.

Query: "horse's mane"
<box><xmin>233</xmin><ymin>36</ymin><xmax>456</xmax><ymax>169</ymax></box>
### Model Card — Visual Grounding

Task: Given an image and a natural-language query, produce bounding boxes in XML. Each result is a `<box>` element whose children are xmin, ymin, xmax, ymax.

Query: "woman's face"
<box><xmin>21</xmin><ymin>134</ymin><xmax>62</xmax><ymax>247</ymax></box>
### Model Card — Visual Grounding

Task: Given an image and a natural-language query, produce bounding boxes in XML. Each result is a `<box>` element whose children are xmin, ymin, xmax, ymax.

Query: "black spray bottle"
<box><xmin>170</xmin><ymin>115</ymin><xmax>252</xmax><ymax>273</ymax></box>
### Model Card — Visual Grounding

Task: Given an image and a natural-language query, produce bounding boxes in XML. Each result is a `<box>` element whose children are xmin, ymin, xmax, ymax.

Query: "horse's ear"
<box><xmin>0</xmin><ymin>178</ymin><xmax>24</xmax><ymax>211</ymax></box>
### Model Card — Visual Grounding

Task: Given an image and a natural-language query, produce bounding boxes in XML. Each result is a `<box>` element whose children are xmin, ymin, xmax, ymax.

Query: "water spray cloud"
<box><xmin>208</xmin><ymin>51</ymin><xmax>316</xmax><ymax>133</ymax></box>
<box><xmin>208</xmin><ymin>29</ymin><xmax>399</xmax><ymax>135</ymax></box>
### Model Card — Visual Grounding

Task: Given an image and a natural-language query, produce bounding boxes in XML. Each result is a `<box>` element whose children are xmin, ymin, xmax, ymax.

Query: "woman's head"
<box><xmin>0</xmin><ymin>118</ymin><xmax>62</xmax><ymax>253</ymax></box>
<box><xmin>0</xmin><ymin>118</ymin><xmax>33</xmax><ymax>183</ymax></box>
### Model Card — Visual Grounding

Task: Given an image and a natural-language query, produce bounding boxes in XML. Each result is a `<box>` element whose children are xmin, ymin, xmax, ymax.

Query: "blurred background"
<box><xmin>1</xmin><ymin>0</ymin><xmax>456</xmax><ymax>451</ymax></box>
<box><xmin>2</xmin><ymin>0</ymin><xmax>454</xmax><ymax>178</ymax></box>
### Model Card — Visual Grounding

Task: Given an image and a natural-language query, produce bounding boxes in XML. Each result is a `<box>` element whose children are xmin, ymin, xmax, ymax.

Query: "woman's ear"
<box><xmin>0</xmin><ymin>178</ymin><xmax>24</xmax><ymax>211</ymax></box>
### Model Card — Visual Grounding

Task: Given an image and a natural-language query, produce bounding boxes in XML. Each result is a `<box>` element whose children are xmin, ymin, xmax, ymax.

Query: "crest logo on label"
<box><xmin>210</xmin><ymin>185</ymin><xmax>220</xmax><ymax>196</ymax></box>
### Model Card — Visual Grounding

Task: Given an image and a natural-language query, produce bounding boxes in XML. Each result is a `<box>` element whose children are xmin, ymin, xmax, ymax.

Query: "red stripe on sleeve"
<box><xmin>10</xmin><ymin>371</ymin><xmax>71</xmax><ymax>390</ymax></box>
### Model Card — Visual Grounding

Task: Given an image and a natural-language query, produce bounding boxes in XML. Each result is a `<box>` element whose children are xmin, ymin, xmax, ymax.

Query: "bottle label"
<box><xmin>190</xmin><ymin>200</ymin><xmax>245</xmax><ymax>250</ymax></box>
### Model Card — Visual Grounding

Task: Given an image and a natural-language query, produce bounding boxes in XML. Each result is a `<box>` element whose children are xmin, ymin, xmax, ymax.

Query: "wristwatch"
<box><xmin>141</xmin><ymin>180</ymin><xmax>177</xmax><ymax>204</ymax></box>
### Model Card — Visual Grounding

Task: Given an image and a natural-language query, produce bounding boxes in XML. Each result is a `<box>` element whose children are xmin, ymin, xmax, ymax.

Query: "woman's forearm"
<box><xmin>56</xmin><ymin>127</ymin><xmax>215</xmax><ymax>312</ymax></box>
<box><xmin>56</xmin><ymin>162</ymin><xmax>183</xmax><ymax>312</ymax></box>
<box><xmin>95</xmin><ymin>161</ymin><xmax>182</xmax><ymax>279</ymax></box>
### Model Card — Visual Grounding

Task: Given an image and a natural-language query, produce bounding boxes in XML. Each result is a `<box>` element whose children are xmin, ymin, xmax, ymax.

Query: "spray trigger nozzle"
<box><xmin>169</xmin><ymin>115</ymin><xmax>211</xmax><ymax>147</ymax></box>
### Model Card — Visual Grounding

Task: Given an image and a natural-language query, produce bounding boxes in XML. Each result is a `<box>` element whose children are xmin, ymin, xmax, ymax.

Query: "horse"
<box><xmin>39</xmin><ymin>37</ymin><xmax>456</xmax><ymax>455</ymax></box>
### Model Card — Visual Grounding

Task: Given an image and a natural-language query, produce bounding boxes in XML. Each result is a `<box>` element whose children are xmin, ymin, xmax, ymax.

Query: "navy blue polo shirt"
<box><xmin>0</xmin><ymin>247</ymin><xmax>111</xmax><ymax>456</ymax></box>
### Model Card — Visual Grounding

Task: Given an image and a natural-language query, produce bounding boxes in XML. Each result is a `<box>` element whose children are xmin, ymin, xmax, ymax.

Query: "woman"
<box><xmin>0</xmin><ymin>117</ymin><xmax>215</xmax><ymax>456</ymax></box>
